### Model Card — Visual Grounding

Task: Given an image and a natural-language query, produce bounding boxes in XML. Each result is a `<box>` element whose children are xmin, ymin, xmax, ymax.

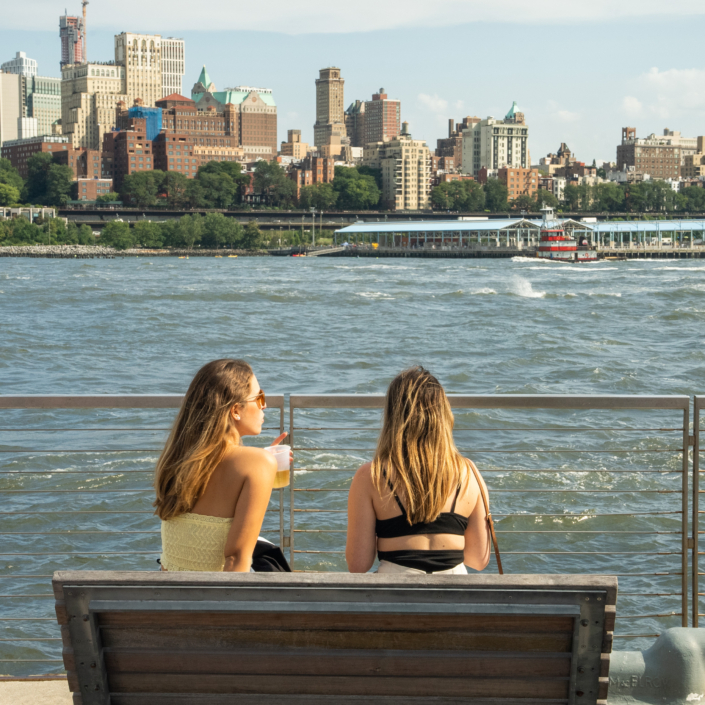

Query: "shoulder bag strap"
<box><xmin>467</xmin><ymin>459</ymin><xmax>503</xmax><ymax>575</ymax></box>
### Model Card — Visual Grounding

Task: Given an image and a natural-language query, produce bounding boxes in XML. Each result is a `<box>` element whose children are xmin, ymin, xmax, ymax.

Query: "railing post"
<box><xmin>683</xmin><ymin>405</ymin><xmax>690</xmax><ymax>626</ymax></box>
<box><xmin>289</xmin><ymin>399</ymin><xmax>295</xmax><ymax>569</ymax></box>
<box><xmin>694</xmin><ymin>397</ymin><xmax>701</xmax><ymax>627</ymax></box>
<box><xmin>279</xmin><ymin>403</ymin><xmax>285</xmax><ymax>551</ymax></box>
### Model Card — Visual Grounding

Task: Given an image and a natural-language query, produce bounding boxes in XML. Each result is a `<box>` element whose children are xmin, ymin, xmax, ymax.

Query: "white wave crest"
<box><xmin>511</xmin><ymin>276</ymin><xmax>546</xmax><ymax>298</ymax></box>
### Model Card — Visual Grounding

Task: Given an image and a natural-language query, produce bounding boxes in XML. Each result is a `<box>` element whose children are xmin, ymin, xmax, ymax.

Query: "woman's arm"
<box><xmin>464</xmin><ymin>465</ymin><xmax>491</xmax><ymax>571</ymax></box>
<box><xmin>346</xmin><ymin>463</ymin><xmax>377</xmax><ymax>573</ymax></box>
<box><xmin>223</xmin><ymin>449</ymin><xmax>277</xmax><ymax>572</ymax></box>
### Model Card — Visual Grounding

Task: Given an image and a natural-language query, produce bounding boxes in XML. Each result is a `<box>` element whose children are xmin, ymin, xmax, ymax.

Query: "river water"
<box><xmin>1</xmin><ymin>255</ymin><xmax>704</xmax><ymax>673</ymax></box>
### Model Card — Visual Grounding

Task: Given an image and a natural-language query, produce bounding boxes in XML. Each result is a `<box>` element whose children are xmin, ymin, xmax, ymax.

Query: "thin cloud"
<box><xmin>8</xmin><ymin>0</ymin><xmax>705</xmax><ymax>33</ymax></box>
<box><xmin>622</xmin><ymin>96</ymin><xmax>643</xmax><ymax>118</ymax></box>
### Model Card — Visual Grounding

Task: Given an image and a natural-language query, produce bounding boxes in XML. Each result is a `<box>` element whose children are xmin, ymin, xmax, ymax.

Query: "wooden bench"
<box><xmin>53</xmin><ymin>571</ymin><xmax>616</xmax><ymax>705</ymax></box>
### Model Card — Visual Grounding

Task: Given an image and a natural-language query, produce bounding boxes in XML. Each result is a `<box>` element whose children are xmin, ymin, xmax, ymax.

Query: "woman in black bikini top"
<box><xmin>346</xmin><ymin>366</ymin><xmax>493</xmax><ymax>575</ymax></box>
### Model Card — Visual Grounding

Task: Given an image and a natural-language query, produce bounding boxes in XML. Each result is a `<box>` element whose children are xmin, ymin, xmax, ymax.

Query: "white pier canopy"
<box><xmin>334</xmin><ymin>218</ymin><xmax>590</xmax><ymax>249</ymax></box>
<box><xmin>335</xmin><ymin>217</ymin><xmax>705</xmax><ymax>249</ymax></box>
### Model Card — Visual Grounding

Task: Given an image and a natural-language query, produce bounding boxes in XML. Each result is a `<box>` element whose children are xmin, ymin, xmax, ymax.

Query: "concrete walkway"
<box><xmin>0</xmin><ymin>679</ymin><xmax>72</xmax><ymax>704</ymax></box>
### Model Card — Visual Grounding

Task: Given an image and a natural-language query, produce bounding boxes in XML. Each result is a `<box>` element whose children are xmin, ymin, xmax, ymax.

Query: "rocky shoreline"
<box><xmin>0</xmin><ymin>246</ymin><xmax>267</xmax><ymax>258</ymax></box>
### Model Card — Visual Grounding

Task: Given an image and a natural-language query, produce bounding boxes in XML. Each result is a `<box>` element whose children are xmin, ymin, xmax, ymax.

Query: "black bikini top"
<box><xmin>375</xmin><ymin>470</ymin><xmax>469</xmax><ymax>540</ymax></box>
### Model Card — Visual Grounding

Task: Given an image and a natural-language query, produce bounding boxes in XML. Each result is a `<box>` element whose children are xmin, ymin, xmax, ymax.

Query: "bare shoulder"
<box><xmin>350</xmin><ymin>462</ymin><xmax>373</xmax><ymax>491</ymax></box>
<box><xmin>462</xmin><ymin>457</ymin><xmax>485</xmax><ymax>496</ymax></box>
<box><xmin>224</xmin><ymin>446</ymin><xmax>277</xmax><ymax>477</ymax></box>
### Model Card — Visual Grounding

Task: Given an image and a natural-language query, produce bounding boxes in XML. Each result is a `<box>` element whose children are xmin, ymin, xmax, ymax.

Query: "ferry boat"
<box><xmin>537</xmin><ymin>207</ymin><xmax>598</xmax><ymax>263</ymax></box>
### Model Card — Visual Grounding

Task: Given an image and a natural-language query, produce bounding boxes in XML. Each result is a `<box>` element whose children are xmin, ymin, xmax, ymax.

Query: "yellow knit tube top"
<box><xmin>160</xmin><ymin>512</ymin><xmax>233</xmax><ymax>572</ymax></box>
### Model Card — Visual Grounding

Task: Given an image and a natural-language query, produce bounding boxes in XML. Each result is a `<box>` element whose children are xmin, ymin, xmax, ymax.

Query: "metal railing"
<box><xmin>0</xmin><ymin>393</ymin><xmax>698</xmax><ymax>676</ymax></box>
<box><xmin>0</xmin><ymin>395</ymin><xmax>284</xmax><ymax>677</ymax></box>
<box><xmin>289</xmin><ymin>394</ymin><xmax>693</xmax><ymax>648</ymax></box>
<box><xmin>695</xmin><ymin>395</ymin><xmax>703</xmax><ymax>628</ymax></box>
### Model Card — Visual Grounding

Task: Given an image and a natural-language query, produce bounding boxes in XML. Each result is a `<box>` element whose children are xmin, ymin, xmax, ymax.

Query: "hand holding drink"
<box><xmin>266</xmin><ymin>433</ymin><xmax>292</xmax><ymax>489</ymax></box>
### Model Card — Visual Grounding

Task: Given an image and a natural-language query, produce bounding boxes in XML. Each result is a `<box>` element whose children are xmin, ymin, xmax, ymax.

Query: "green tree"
<box><xmin>241</xmin><ymin>220</ymin><xmax>262</xmax><ymax>250</ymax></box>
<box><xmin>591</xmin><ymin>182</ymin><xmax>625</xmax><ymax>212</ymax></box>
<box><xmin>133</xmin><ymin>221</ymin><xmax>164</xmax><ymax>248</ymax></box>
<box><xmin>0</xmin><ymin>182</ymin><xmax>20</xmax><ymax>206</ymax></box>
<box><xmin>198</xmin><ymin>161</ymin><xmax>250</xmax><ymax>205</ymax></box>
<box><xmin>161</xmin><ymin>172</ymin><xmax>190</xmax><ymax>209</ymax></box>
<box><xmin>120</xmin><ymin>171</ymin><xmax>164</xmax><ymax>207</ymax></box>
<box><xmin>252</xmin><ymin>161</ymin><xmax>296</xmax><ymax>207</ymax></box>
<box><xmin>24</xmin><ymin>153</ymin><xmax>73</xmax><ymax>206</ymax></box>
<box><xmin>0</xmin><ymin>158</ymin><xmax>24</xmax><ymax>193</ymax></box>
<box><xmin>430</xmin><ymin>184</ymin><xmax>452</xmax><ymax>210</ymax></box>
<box><xmin>100</xmin><ymin>221</ymin><xmax>135</xmax><ymax>250</ymax></box>
<box><xmin>333</xmin><ymin>167</ymin><xmax>381</xmax><ymax>210</ymax></box>
<box><xmin>357</xmin><ymin>165</ymin><xmax>383</xmax><ymax>191</ymax></box>
<box><xmin>534</xmin><ymin>189</ymin><xmax>559</xmax><ymax>210</ymax></box>
<box><xmin>77</xmin><ymin>224</ymin><xmax>95</xmax><ymax>245</ymax></box>
<box><xmin>201</xmin><ymin>212</ymin><xmax>237</xmax><ymax>248</ymax></box>
<box><xmin>431</xmin><ymin>180</ymin><xmax>484</xmax><ymax>211</ymax></box>
<box><xmin>680</xmin><ymin>186</ymin><xmax>705</xmax><ymax>212</ymax></box>
<box><xmin>510</xmin><ymin>194</ymin><xmax>534</xmax><ymax>212</ymax></box>
<box><xmin>196</xmin><ymin>171</ymin><xmax>237</xmax><ymax>209</ymax></box>
<box><xmin>562</xmin><ymin>184</ymin><xmax>581</xmax><ymax>211</ymax></box>
<box><xmin>95</xmin><ymin>192</ymin><xmax>120</xmax><ymax>204</ymax></box>
<box><xmin>298</xmin><ymin>182</ymin><xmax>338</xmax><ymax>211</ymax></box>
<box><xmin>175</xmin><ymin>214</ymin><xmax>203</xmax><ymax>249</ymax></box>
<box><xmin>483</xmin><ymin>179</ymin><xmax>508</xmax><ymax>212</ymax></box>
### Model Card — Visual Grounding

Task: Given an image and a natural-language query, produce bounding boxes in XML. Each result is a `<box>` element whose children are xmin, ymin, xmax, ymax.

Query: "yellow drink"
<box><xmin>273</xmin><ymin>469</ymin><xmax>290</xmax><ymax>489</ymax></box>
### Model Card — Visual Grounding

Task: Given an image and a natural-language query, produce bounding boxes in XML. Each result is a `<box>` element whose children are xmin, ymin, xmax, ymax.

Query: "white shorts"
<box><xmin>376</xmin><ymin>560</ymin><xmax>467</xmax><ymax>575</ymax></box>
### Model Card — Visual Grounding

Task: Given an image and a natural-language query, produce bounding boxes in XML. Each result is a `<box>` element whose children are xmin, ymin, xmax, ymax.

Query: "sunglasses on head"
<box><xmin>245</xmin><ymin>389</ymin><xmax>266</xmax><ymax>410</ymax></box>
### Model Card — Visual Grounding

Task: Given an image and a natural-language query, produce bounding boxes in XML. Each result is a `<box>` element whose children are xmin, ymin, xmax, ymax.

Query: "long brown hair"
<box><xmin>154</xmin><ymin>359</ymin><xmax>253</xmax><ymax>521</ymax></box>
<box><xmin>371</xmin><ymin>366</ymin><xmax>466</xmax><ymax>524</ymax></box>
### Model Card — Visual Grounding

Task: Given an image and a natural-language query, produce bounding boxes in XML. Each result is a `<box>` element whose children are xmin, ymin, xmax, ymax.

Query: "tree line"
<box><xmin>431</xmin><ymin>177</ymin><xmax>705</xmax><ymax>214</ymax></box>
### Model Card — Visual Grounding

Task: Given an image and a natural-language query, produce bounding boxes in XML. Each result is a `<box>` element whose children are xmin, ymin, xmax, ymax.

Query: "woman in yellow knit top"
<box><xmin>154</xmin><ymin>359</ymin><xmax>285</xmax><ymax>572</ymax></box>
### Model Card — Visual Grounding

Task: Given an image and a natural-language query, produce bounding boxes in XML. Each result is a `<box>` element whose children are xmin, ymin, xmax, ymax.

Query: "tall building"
<box><xmin>191</xmin><ymin>67</ymin><xmax>278</xmax><ymax>161</ymax></box>
<box><xmin>682</xmin><ymin>137</ymin><xmax>705</xmax><ymax>179</ymax></box>
<box><xmin>662</xmin><ymin>128</ymin><xmax>698</xmax><ymax>166</ymax></box>
<box><xmin>497</xmin><ymin>166</ymin><xmax>539</xmax><ymax>200</ymax></box>
<box><xmin>0</xmin><ymin>72</ymin><xmax>22</xmax><ymax>145</ymax></box>
<box><xmin>363</xmin><ymin>122</ymin><xmax>431</xmax><ymax>211</ymax></box>
<box><xmin>114</xmin><ymin>33</ymin><xmax>162</xmax><ymax>108</ymax></box>
<box><xmin>616</xmin><ymin>127</ymin><xmax>681</xmax><ymax>180</ymax></box>
<box><xmin>436</xmin><ymin>116</ymin><xmax>480</xmax><ymax>169</ymax></box>
<box><xmin>30</xmin><ymin>76</ymin><xmax>62</xmax><ymax>137</ymax></box>
<box><xmin>345</xmin><ymin>99</ymin><xmax>365</xmax><ymax>148</ymax></box>
<box><xmin>314</xmin><ymin>67</ymin><xmax>346</xmax><ymax>155</ymax></box>
<box><xmin>461</xmin><ymin>101</ymin><xmax>530</xmax><ymax>177</ymax></box>
<box><xmin>61</xmin><ymin>62</ymin><xmax>127</xmax><ymax>149</ymax></box>
<box><xmin>362</xmin><ymin>88</ymin><xmax>400</xmax><ymax>146</ymax></box>
<box><xmin>1</xmin><ymin>52</ymin><xmax>37</xmax><ymax>78</ymax></box>
<box><xmin>60</xmin><ymin>14</ymin><xmax>85</xmax><ymax>68</ymax></box>
<box><xmin>161</xmin><ymin>38</ymin><xmax>185</xmax><ymax>98</ymax></box>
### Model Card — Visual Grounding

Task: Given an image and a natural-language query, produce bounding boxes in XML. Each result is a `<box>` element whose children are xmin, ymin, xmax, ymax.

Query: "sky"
<box><xmin>3</xmin><ymin>1</ymin><xmax>705</xmax><ymax>165</ymax></box>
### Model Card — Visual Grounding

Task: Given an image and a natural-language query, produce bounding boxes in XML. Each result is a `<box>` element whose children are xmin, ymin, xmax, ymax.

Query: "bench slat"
<box><xmin>110</xmin><ymin>696</ymin><xmax>569</xmax><ymax>705</ymax></box>
<box><xmin>97</xmin><ymin>611</ymin><xmax>576</xmax><ymax>633</ymax></box>
<box><xmin>103</xmin><ymin>648</ymin><xmax>572</xmax><ymax>678</ymax></box>
<box><xmin>100</xmin><ymin>626</ymin><xmax>574</xmax><ymax>653</ymax></box>
<box><xmin>108</xmin><ymin>673</ymin><xmax>570</xmax><ymax>698</ymax></box>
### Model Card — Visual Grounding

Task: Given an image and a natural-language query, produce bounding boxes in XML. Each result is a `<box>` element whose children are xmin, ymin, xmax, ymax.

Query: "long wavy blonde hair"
<box><xmin>154</xmin><ymin>359</ymin><xmax>253</xmax><ymax>521</ymax></box>
<box><xmin>371</xmin><ymin>366</ymin><xmax>466</xmax><ymax>524</ymax></box>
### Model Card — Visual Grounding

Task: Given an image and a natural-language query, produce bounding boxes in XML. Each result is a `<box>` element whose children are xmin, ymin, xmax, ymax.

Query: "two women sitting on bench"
<box><xmin>154</xmin><ymin>360</ymin><xmax>491</xmax><ymax>575</ymax></box>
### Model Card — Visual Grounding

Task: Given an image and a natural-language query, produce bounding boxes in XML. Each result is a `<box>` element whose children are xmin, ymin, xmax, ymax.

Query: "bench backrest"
<box><xmin>53</xmin><ymin>572</ymin><xmax>616</xmax><ymax>705</ymax></box>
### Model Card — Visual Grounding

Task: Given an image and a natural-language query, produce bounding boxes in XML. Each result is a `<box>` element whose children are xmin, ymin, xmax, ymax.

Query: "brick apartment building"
<box><xmin>616</xmin><ymin>127</ymin><xmax>681</xmax><ymax>180</ymax></box>
<box><xmin>73</xmin><ymin>178</ymin><xmax>114</xmax><ymax>201</ymax></box>
<box><xmin>436</xmin><ymin>116</ymin><xmax>480</xmax><ymax>170</ymax></box>
<box><xmin>1</xmin><ymin>136</ymin><xmax>71</xmax><ymax>179</ymax></box>
<box><xmin>497</xmin><ymin>166</ymin><xmax>539</xmax><ymax>200</ymax></box>
<box><xmin>288</xmin><ymin>155</ymin><xmax>335</xmax><ymax>197</ymax></box>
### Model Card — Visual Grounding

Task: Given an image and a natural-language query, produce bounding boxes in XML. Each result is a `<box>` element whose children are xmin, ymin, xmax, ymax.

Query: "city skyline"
<box><xmin>1</xmin><ymin>5</ymin><xmax>705</xmax><ymax>165</ymax></box>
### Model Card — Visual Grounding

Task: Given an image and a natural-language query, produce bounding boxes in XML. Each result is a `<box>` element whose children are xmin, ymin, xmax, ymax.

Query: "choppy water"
<box><xmin>1</xmin><ymin>255</ymin><xmax>704</xmax><ymax>674</ymax></box>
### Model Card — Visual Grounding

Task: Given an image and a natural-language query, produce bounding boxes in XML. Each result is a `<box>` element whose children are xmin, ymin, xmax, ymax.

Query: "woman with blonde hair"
<box><xmin>155</xmin><ymin>359</ymin><xmax>286</xmax><ymax>572</ymax></box>
<box><xmin>346</xmin><ymin>366</ymin><xmax>497</xmax><ymax>574</ymax></box>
